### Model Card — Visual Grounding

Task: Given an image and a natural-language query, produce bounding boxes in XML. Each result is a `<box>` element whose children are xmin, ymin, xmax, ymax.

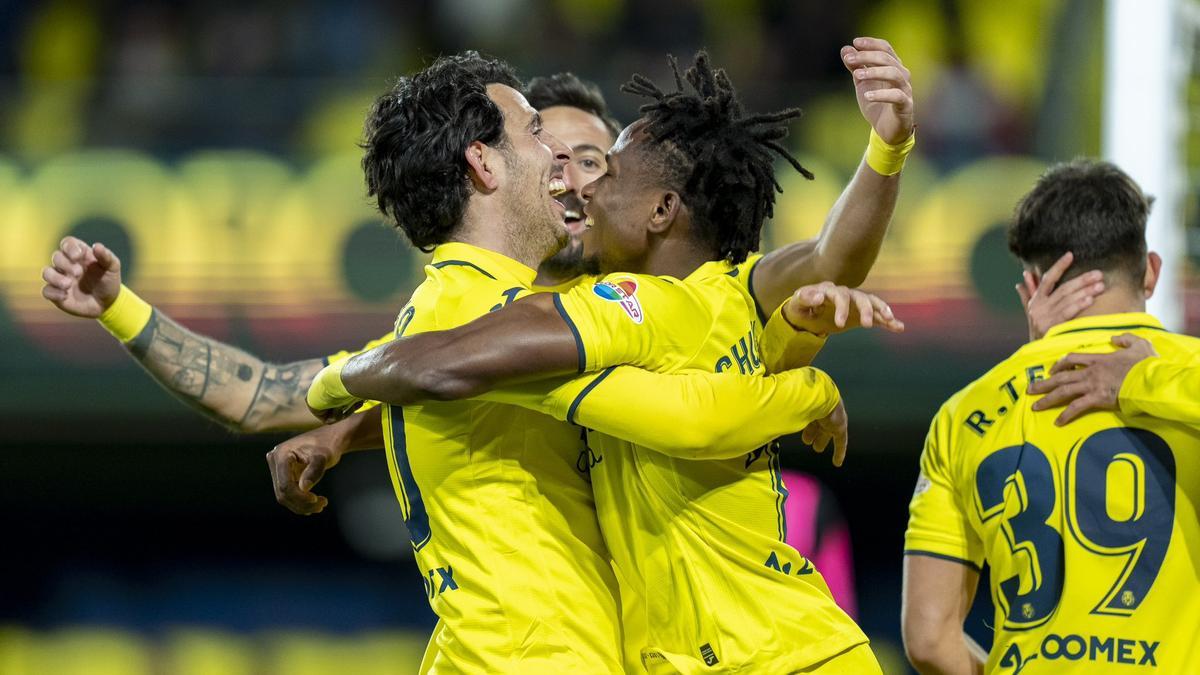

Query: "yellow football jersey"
<box><xmin>906</xmin><ymin>312</ymin><xmax>1200</xmax><ymax>674</ymax></box>
<box><xmin>381</xmin><ymin>242</ymin><xmax>623</xmax><ymax>674</ymax></box>
<box><xmin>554</xmin><ymin>259</ymin><xmax>871</xmax><ymax>674</ymax></box>
<box><xmin>1120</xmin><ymin>349</ymin><xmax>1200</xmax><ymax>424</ymax></box>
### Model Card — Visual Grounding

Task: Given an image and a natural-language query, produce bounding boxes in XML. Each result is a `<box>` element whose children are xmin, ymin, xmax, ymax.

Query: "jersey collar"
<box><xmin>683</xmin><ymin>258</ymin><xmax>737</xmax><ymax>282</ymax></box>
<box><xmin>431</xmin><ymin>242</ymin><xmax>538</xmax><ymax>287</ymax></box>
<box><xmin>1042</xmin><ymin>312</ymin><xmax>1166</xmax><ymax>339</ymax></box>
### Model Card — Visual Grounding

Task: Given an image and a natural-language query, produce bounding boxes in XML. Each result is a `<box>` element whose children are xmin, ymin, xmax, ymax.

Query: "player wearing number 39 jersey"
<box><xmin>903</xmin><ymin>160</ymin><xmax>1200</xmax><ymax>674</ymax></box>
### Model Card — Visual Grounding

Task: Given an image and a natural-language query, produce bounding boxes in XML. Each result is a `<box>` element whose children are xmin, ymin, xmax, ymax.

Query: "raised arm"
<box><xmin>750</xmin><ymin>37</ymin><xmax>915</xmax><ymax>315</ymax></box>
<box><xmin>42</xmin><ymin>236</ymin><xmax>331</xmax><ymax>432</ymax></box>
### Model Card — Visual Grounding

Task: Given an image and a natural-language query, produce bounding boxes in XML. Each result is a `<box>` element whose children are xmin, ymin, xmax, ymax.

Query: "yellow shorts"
<box><xmin>794</xmin><ymin>643</ymin><xmax>882</xmax><ymax>674</ymax></box>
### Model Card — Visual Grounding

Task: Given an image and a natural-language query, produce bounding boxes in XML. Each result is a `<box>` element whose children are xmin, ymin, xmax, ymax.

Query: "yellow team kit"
<box><xmin>345</xmin><ymin>243</ymin><xmax>860</xmax><ymax>673</ymax></box>
<box><xmin>907</xmin><ymin>313</ymin><xmax>1200</xmax><ymax>674</ymax></box>
<box><xmin>546</xmin><ymin>255</ymin><xmax>874</xmax><ymax>674</ymax></box>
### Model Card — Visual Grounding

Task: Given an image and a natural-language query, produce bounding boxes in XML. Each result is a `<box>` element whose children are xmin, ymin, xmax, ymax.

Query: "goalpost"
<box><xmin>1103</xmin><ymin>0</ymin><xmax>1191</xmax><ymax>330</ymax></box>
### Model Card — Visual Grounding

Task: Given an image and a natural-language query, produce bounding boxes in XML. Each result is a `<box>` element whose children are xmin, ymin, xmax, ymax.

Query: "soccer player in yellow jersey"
<box><xmin>902</xmin><ymin>159</ymin><xmax>1200</xmax><ymax>674</ymax></box>
<box><xmin>305</xmin><ymin>48</ymin><xmax>914</xmax><ymax>674</ymax></box>
<box><xmin>37</xmin><ymin>71</ymin><xmax>620</xmax><ymax>514</ymax></box>
<box><xmin>310</xmin><ymin>45</ymin><xmax>916</xmax><ymax>673</ymax></box>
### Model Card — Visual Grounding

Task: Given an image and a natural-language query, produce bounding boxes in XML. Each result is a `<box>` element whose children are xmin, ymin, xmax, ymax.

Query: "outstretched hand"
<box><xmin>41</xmin><ymin>236</ymin><xmax>123</xmax><ymax>318</ymax></box>
<box><xmin>783</xmin><ymin>281</ymin><xmax>905</xmax><ymax>337</ymax></box>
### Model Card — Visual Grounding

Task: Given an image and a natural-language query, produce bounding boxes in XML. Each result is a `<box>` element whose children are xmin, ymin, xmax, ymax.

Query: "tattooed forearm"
<box><xmin>126</xmin><ymin>309</ymin><xmax>324</xmax><ymax>432</ymax></box>
<box><xmin>238</xmin><ymin>360</ymin><xmax>326</xmax><ymax>432</ymax></box>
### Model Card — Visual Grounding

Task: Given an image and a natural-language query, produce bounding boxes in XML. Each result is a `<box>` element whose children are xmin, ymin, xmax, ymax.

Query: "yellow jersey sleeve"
<box><xmin>1119</xmin><ymin>356</ymin><xmax>1200</xmax><ymax>424</ymax></box>
<box><xmin>323</xmin><ymin>332</ymin><xmax>394</xmax><ymax>413</ymax></box>
<box><xmin>480</xmin><ymin>365</ymin><xmax>840</xmax><ymax>461</ymax></box>
<box><xmin>553</xmin><ymin>274</ymin><xmax>700</xmax><ymax>373</ymax></box>
<box><xmin>904</xmin><ymin>402</ymin><xmax>985</xmax><ymax>569</ymax></box>
<box><xmin>323</xmin><ymin>332</ymin><xmax>395</xmax><ymax>366</ymax></box>
<box><xmin>758</xmin><ymin>302</ymin><xmax>827</xmax><ymax>373</ymax></box>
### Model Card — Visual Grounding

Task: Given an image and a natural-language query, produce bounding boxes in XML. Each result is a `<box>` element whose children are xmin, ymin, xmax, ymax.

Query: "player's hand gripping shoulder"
<box><xmin>1028</xmin><ymin>333</ymin><xmax>1158</xmax><ymax>425</ymax></box>
<box><xmin>1015</xmin><ymin>251</ymin><xmax>1105</xmax><ymax>341</ymax></box>
<box><xmin>41</xmin><ymin>236</ymin><xmax>122</xmax><ymax>318</ymax></box>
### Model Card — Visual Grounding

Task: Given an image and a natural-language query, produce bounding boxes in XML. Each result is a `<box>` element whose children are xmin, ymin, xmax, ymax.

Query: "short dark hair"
<box><xmin>362</xmin><ymin>51</ymin><xmax>521</xmax><ymax>251</ymax></box>
<box><xmin>621</xmin><ymin>51</ymin><xmax>812</xmax><ymax>264</ymax></box>
<box><xmin>525</xmin><ymin>72</ymin><xmax>621</xmax><ymax>139</ymax></box>
<box><xmin>1008</xmin><ymin>159</ymin><xmax>1152</xmax><ymax>283</ymax></box>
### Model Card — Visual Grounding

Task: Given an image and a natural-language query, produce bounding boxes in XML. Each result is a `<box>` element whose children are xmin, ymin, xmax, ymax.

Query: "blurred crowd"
<box><xmin>0</xmin><ymin>0</ymin><xmax>1053</xmax><ymax>171</ymax></box>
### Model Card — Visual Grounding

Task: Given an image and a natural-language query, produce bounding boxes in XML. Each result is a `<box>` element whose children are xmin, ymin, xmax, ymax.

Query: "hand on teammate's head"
<box><xmin>1015</xmin><ymin>251</ymin><xmax>1105</xmax><ymax>341</ymax></box>
<box><xmin>41</xmin><ymin>236</ymin><xmax>123</xmax><ymax>318</ymax></box>
<box><xmin>783</xmin><ymin>282</ymin><xmax>904</xmax><ymax>337</ymax></box>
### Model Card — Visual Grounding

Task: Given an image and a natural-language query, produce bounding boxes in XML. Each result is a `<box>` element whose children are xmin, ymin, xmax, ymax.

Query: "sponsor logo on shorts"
<box><xmin>699</xmin><ymin>643</ymin><xmax>719</xmax><ymax>666</ymax></box>
<box><xmin>592</xmin><ymin>278</ymin><xmax>643</xmax><ymax>324</ymax></box>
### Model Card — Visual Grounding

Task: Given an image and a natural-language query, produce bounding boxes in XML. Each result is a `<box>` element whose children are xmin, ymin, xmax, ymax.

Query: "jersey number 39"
<box><xmin>974</xmin><ymin>427</ymin><xmax>1176</xmax><ymax>630</ymax></box>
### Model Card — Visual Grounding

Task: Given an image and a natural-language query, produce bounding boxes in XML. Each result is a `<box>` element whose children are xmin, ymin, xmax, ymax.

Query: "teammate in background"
<box><xmin>902</xmin><ymin>159</ymin><xmax>1200</xmax><ymax>674</ymax></box>
<box><xmin>1014</xmin><ymin>250</ymin><xmax>1193</xmax><ymax>427</ymax></box>
<box><xmin>309</xmin><ymin>45</ymin><xmax>915</xmax><ymax>672</ymax></box>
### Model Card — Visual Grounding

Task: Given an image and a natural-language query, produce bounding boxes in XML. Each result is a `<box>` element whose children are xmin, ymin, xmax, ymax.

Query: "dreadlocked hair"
<box><xmin>621</xmin><ymin>51</ymin><xmax>812</xmax><ymax>264</ymax></box>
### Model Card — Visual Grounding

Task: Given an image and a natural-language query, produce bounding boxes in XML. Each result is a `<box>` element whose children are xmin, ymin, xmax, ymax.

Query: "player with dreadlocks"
<box><xmin>308</xmin><ymin>44</ymin><xmax>912</xmax><ymax>671</ymax></box>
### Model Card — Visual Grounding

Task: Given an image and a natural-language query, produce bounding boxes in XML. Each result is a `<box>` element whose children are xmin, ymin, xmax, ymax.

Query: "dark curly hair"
<box><xmin>362</xmin><ymin>51</ymin><xmax>522</xmax><ymax>251</ymax></box>
<box><xmin>1009</xmin><ymin>159</ymin><xmax>1152</xmax><ymax>284</ymax></box>
<box><xmin>525</xmin><ymin>72</ymin><xmax>621</xmax><ymax>140</ymax></box>
<box><xmin>621</xmin><ymin>51</ymin><xmax>811</xmax><ymax>264</ymax></box>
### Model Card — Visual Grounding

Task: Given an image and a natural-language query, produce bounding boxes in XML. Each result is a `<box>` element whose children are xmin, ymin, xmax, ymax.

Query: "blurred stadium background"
<box><xmin>2</xmin><ymin>0</ymin><xmax>1198</xmax><ymax>673</ymax></box>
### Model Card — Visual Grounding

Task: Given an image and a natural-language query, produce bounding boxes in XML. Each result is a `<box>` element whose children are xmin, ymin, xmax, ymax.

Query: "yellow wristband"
<box><xmin>97</xmin><ymin>285</ymin><xmax>154</xmax><ymax>343</ymax></box>
<box><xmin>307</xmin><ymin>360</ymin><xmax>358</xmax><ymax>412</ymax></box>
<box><xmin>865</xmin><ymin>128</ymin><xmax>915</xmax><ymax>176</ymax></box>
<box><xmin>759</xmin><ymin>303</ymin><xmax>828</xmax><ymax>372</ymax></box>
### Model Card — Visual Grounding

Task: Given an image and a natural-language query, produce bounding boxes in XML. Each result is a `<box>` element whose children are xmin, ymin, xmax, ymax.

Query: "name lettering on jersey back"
<box><xmin>1001</xmin><ymin>634</ymin><xmax>1160</xmax><ymax>672</ymax></box>
<box><xmin>964</xmin><ymin>366</ymin><xmax>1048</xmax><ymax>438</ymax></box>
<box><xmin>714</xmin><ymin>328</ymin><xmax>763</xmax><ymax>375</ymax></box>
<box><xmin>420</xmin><ymin>565</ymin><xmax>459</xmax><ymax>599</ymax></box>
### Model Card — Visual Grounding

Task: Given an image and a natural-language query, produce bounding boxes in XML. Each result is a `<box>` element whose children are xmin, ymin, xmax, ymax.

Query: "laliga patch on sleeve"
<box><xmin>912</xmin><ymin>472</ymin><xmax>932</xmax><ymax>497</ymax></box>
<box><xmin>592</xmin><ymin>277</ymin><xmax>644</xmax><ymax>324</ymax></box>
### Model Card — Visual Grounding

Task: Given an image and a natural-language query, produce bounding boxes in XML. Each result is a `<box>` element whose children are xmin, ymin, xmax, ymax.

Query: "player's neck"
<box><xmin>636</xmin><ymin>237</ymin><xmax>716</xmax><ymax>279</ymax></box>
<box><xmin>1058</xmin><ymin>288</ymin><xmax>1147</xmax><ymax>325</ymax></box>
<box><xmin>454</xmin><ymin>206</ymin><xmax>545</xmax><ymax>271</ymax></box>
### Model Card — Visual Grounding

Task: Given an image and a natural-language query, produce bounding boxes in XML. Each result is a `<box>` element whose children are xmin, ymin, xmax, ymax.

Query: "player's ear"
<box><xmin>465</xmin><ymin>140</ymin><xmax>501</xmax><ymax>192</ymax></box>
<box><xmin>1143</xmin><ymin>251</ymin><xmax>1163</xmax><ymax>299</ymax></box>
<box><xmin>648</xmin><ymin>190</ymin><xmax>682</xmax><ymax>234</ymax></box>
